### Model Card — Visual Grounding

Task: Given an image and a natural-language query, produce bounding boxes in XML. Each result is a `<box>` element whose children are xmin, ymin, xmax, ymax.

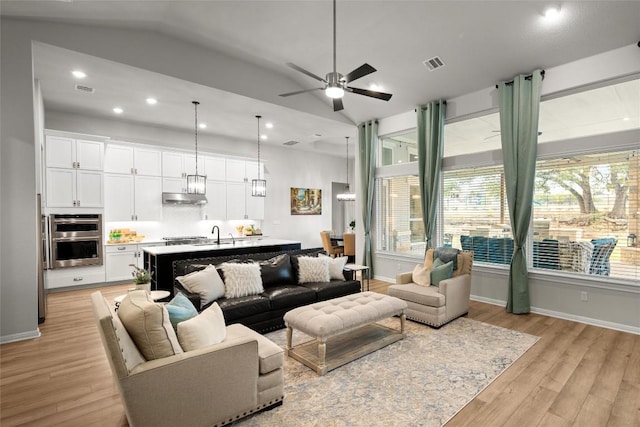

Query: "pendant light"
<box><xmin>251</xmin><ymin>115</ymin><xmax>267</xmax><ymax>197</ymax></box>
<box><xmin>337</xmin><ymin>136</ymin><xmax>355</xmax><ymax>201</ymax></box>
<box><xmin>186</xmin><ymin>101</ymin><xmax>207</xmax><ymax>194</ymax></box>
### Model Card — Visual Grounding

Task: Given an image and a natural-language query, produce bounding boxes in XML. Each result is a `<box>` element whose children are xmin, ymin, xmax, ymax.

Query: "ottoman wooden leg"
<box><xmin>286</xmin><ymin>326</ymin><xmax>293</xmax><ymax>356</ymax></box>
<box><xmin>317</xmin><ymin>339</ymin><xmax>327</xmax><ymax>375</ymax></box>
<box><xmin>400</xmin><ymin>312</ymin><xmax>406</xmax><ymax>335</ymax></box>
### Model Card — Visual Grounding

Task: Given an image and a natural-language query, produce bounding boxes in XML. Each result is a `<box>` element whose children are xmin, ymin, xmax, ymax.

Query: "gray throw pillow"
<box><xmin>431</xmin><ymin>258</ymin><xmax>454</xmax><ymax>287</ymax></box>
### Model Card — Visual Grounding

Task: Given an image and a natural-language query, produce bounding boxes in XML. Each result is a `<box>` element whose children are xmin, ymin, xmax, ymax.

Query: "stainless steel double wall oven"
<box><xmin>46</xmin><ymin>214</ymin><xmax>103</xmax><ymax>269</ymax></box>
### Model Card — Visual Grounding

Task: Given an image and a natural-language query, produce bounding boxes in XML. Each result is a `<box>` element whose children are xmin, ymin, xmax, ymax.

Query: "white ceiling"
<box><xmin>2</xmin><ymin>1</ymin><xmax>640</xmax><ymax>156</ymax></box>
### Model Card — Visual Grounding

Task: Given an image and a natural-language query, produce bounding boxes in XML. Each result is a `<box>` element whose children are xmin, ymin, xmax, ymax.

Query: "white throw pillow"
<box><xmin>319</xmin><ymin>253</ymin><xmax>348</xmax><ymax>280</ymax></box>
<box><xmin>298</xmin><ymin>256</ymin><xmax>331</xmax><ymax>284</ymax></box>
<box><xmin>176</xmin><ymin>264</ymin><xmax>225</xmax><ymax>307</ymax></box>
<box><xmin>177</xmin><ymin>303</ymin><xmax>227</xmax><ymax>351</ymax></box>
<box><xmin>221</xmin><ymin>262</ymin><xmax>263</xmax><ymax>298</ymax></box>
<box><xmin>412</xmin><ymin>264</ymin><xmax>431</xmax><ymax>287</ymax></box>
<box><xmin>118</xmin><ymin>290</ymin><xmax>183</xmax><ymax>360</ymax></box>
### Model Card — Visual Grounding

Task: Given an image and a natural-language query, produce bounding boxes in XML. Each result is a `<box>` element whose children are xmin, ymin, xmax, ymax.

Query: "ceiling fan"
<box><xmin>279</xmin><ymin>0</ymin><xmax>392</xmax><ymax>112</ymax></box>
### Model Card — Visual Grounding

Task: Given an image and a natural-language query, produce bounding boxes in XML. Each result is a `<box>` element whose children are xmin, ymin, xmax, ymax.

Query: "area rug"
<box><xmin>234</xmin><ymin>317</ymin><xmax>538</xmax><ymax>427</ymax></box>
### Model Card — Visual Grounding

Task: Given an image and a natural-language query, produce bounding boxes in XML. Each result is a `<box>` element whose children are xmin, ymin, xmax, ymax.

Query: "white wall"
<box><xmin>372</xmin><ymin>44</ymin><xmax>640</xmax><ymax>333</ymax></box>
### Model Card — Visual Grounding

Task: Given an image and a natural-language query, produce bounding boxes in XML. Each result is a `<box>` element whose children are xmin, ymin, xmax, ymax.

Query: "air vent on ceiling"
<box><xmin>423</xmin><ymin>56</ymin><xmax>445</xmax><ymax>71</ymax></box>
<box><xmin>74</xmin><ymin>84</ymin><xmax>95</xmax><ymax>94</ymax></box>
<box><xmin>283</xmin><ymin>140</ymin><xmax>300</xmax><ymax>146</ymax></box>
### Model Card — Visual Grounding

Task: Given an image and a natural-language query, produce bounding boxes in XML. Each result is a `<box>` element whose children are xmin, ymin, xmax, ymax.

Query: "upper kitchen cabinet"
<box><xmin>204</xmin><ymin>156</ymin><xmax>226</xmax><ymax>181</ymax></box>
<box><xmin>224</xmin><ymin>160</ymin><xmax>264</xmax><ymax>220</ymax></box>
<box><xmin>104</xmin><ymin>173</ymin><xmax>162</xmax><ymax>221</ymax></box>
<box><xmin>226</xmin><ymin>159</ymin><xmax>247</xmax><ymax>182</ymax></box>
<box><xmin>46</xmin><ymin>136</ymin><xmax>103</xmax><ymax>171</ymax></box>
<box><xmin>162</xmin><ymin>151</ymin><xmax>206</xmax><ymax>193</ymax></box>
<box><xmin>104</xmin><ymin>144</ymin><xmax>162</xmax><ymax>176</ymax></box>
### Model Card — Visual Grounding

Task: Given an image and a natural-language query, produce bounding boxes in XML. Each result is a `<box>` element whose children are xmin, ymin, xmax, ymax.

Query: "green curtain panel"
<box><xmin>498</xmin><ymin>69</ymin><xmax>544</xmax><ymax>314</ymax></box>
<box><xmin>417</xmin><ymin>100</ymin><xmax>446</xmax><ymax>249</ymax></box>
<box><xmin>358</xmin><ymin>120</ymin><xmax>378</xmax><ymax>275</ymax></box>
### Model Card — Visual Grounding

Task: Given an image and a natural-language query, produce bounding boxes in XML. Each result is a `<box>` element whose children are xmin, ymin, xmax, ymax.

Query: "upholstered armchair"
<box><xmin>91</xmin><ymin>291</ymin><xmax>284</xmax><ymax>427</ymax></box>
<box><xmin>388</xmin><ymin>248</ymin><xmax>473</xmax><ymax>328</ymax></box>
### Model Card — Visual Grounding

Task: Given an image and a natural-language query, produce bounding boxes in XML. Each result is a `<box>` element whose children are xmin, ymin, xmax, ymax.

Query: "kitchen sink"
<box><xmin>192</xmin><ymin>241</ymin><xmax>234</xmax><ymax>246</ymax></box>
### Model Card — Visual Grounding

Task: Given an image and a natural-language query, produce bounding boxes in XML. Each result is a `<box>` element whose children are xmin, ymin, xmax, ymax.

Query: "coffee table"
<box><xmin>283</xmin><ymin>292</ymin><xmax>407</xmax><ymax>375</ymax></box>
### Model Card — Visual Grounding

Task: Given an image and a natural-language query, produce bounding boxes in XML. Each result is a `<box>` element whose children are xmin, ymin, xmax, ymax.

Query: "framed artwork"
<box><xmin>291</xmin><ymin>187</ymin><xmax>322</xmax><ymax>215</ymax></box>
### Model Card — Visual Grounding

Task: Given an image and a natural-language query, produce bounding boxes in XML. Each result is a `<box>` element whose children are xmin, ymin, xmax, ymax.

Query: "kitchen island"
<box><xmin>143</xmin><ymin>238</ymin><xmax>302</xmax><ymax>296</ymax></box>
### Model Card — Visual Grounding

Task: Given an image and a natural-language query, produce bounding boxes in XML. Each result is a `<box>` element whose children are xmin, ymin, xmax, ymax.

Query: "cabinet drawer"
<box><xmin>45</xmin><ymin>266</ymin><xmax>106</xmax><ymax>290</ymax></box>
<box><xmin>105</xmin><ymin>244</ymin><xmax>137</xmax><ymax>254</ymax></box>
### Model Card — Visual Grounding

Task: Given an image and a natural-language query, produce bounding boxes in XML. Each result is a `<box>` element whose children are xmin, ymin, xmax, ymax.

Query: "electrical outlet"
<box><xmin>580</xmin><ymin>291</ymin><xmax>588</xmax><ymax>302</ymax></box>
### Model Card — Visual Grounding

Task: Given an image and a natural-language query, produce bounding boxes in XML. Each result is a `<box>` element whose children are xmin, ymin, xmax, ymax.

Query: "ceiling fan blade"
<box><xmin>333</xmin><ymin>97</ymin><xmax>344</xmax><ymax>112</ymax></box>
<box><xmin>286</xmin><ymin>62</ymin><xmax>327</xmax><ymax>83</ymax></box>
<box><xmin>279</xmin><ymin>87</ymin><xmax>324</xmax><ymax>97</ymax></box>
<box><xmin>342</xmin><ymin>63</ymin><xmax>377</xmax><ymax>83</ymax></box>
<box><xmin>346</xmin><ymin>86</ymin><xmax>393</xmax><ymax>101</ymax></box>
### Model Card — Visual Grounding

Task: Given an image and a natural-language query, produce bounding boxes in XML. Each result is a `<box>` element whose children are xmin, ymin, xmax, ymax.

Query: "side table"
<box><xmin>345</xmin><ymin>264</ymin><xmax>370</xmax><ymax>292</ymax></box>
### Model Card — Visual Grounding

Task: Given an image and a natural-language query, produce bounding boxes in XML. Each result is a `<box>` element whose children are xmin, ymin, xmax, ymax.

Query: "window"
<box><xmin>532</xmin><ymin>149</ymin><xmax>639</xmax><ymax>281</ymax></box>
<box><xmin>380</xmin><ymin>131</ymin><xmax>417</xmax><ymax>166</ymax></box>
<box><xmin>378</xmin><ymin>175</ymin><xmax>425</xmax><ymax>256</ymax></box>
<box><xmin>441</xmin><ymin>165</ymin><xmax>513</xmax><ymax>265</ymax></box>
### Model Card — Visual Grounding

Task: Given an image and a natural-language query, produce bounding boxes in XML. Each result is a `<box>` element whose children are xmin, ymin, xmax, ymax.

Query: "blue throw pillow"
<box><xmin>431</xmin><ymin>258</ymin><xmax>454</xmax><ymax>287</ymax></box>
<box><xmin>166</xmin><ymin>293</ymin><xmax>198</xmax><ymax>330</ymax></box>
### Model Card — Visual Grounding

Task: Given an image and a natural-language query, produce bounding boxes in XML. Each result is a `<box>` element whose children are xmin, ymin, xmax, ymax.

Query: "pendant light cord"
<box><xmin>256</xmin><ymin>115</ymin><xmax>262</xmax><ymax>179</ymax></box>
<box><xmin>193</xmin><ymin>101</ymin><xmax>200</xmax><ymax>176</ymax></box>
<box><xmin>332</xmin><ymin>0</ymin><xmax>337</xmax><ymax>74</ymax></box>
<box><xmin>345</xmin><ymin>136</ymin><xmax>349</xmax><ymax>189</ymax></box>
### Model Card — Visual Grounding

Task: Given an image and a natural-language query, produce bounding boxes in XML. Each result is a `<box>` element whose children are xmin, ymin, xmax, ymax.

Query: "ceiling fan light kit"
<box><xmin>279</xmin><ymin>0</ymin><xmax>392</xmax><ymax>111</ymax></box>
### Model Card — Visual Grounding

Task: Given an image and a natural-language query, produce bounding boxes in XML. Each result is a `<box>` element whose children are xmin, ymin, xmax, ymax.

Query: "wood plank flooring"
<box><xmin>1</xmin><ymin>280</ymin><xmax>638</xmax><ymax>426</ymax></box>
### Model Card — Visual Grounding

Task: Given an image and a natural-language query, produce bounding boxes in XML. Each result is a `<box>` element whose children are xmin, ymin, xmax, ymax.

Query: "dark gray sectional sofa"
<box><xmin>172</xmin><ymin>248</ymin><xmax>361</xmax><ymax>333</ymax></box>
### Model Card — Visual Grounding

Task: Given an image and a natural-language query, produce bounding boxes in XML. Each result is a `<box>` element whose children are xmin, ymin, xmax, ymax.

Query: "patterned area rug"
<box><xmin>235</xmin><ymin>317</ymin><xmax>538</xmax><ymax>427</ymax></box>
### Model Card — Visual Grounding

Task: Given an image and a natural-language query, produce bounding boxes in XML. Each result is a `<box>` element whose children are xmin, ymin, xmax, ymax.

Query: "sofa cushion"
<box><xmin>176</xmin><ymin>264</ymin><xmax>225</xmax><ymax>307</ymax></box>
<box><xmin>259</xmin><ymin>254</ymin><xmax>295</xmax><ymax>287</ymax></box>
<box><xmin>320</xmin><ymin>253</ymin><xmax>348</xmax><ymax>280</ymax></box>
<box><xmin>388</xmin><ymin>283</ymin><xmax>445</xmax><ymax>307</ymax></box>
<box><xmin>297</xmin><ymin>256</ymin><xmax>330</xmax><ymax>283</ymax></box>
<box><xmin>221</xmin><ymin>262</ymin><xmax>264</xmax><ymax>298</ymax></box>
<box><xmin>118</xmin><ymin>290</ymin><xmax>183</xmax><ymax>360</ymax></box>
<box><xmin>177</xmin><ymin>302</ymin><xmax>227</xmax><ymax>351</ymax></box>
<box><xmin>300</xmin><ymin>280</ymin><xmax>361</xmax><ymax>300</ymax></box>
<box><xmin>262</xmin><ymin>285</ymin><xmax>316</xmax><ymax>310</ymax></box>
<box><xmin>226</xmin><ymin>324</ymin><xmax>284</xmax><ymax>375</ymax></box>
<box><xmin>166</xmin><ymin>292</ymin><xmax>199</xmax><ymax>330</ymax></box>
<box><xmin>215</xmin><ymin>294</ymin><xmax>271</xmax><ymax>322</ymax></box>
<box><xmin>431</xmin><ymin>258</ymin><xmax>454</xmax><ymax>287</ymax></box>
<box><xmin>412</xmin><ymin>264</ymin><xmax>431</xmax><ymax>287</ymax></box>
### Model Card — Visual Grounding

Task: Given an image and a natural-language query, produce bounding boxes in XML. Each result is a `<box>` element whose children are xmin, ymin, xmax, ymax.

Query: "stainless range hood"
<box><xmin>162</xmin><ymin>192</ymin><xmax>208</xmax><ymax>205</ymax></box>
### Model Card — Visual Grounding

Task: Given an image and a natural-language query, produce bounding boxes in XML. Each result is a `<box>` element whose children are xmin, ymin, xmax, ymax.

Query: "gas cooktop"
<box><xmin>162</xmin><ymin>236</ymin><xmax>208</xmax><ymax>246</ymax></box>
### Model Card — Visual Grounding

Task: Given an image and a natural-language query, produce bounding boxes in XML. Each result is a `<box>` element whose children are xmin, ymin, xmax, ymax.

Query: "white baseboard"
<box><xmin>1</xmin><ymin>328</ymin><xmax>41</xmax><ymax>344</ymax></box>
<box><xmin>470</xmin><ymin>295</ymin><xmax>640</xmax><ymax>335</ymax></box>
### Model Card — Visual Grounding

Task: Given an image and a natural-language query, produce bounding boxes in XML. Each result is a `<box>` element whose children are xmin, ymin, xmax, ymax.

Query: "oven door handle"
<box><xmin>51</xmin><ymin>236</ymin><xmax>101</xmax><ymax>242</ymax></box>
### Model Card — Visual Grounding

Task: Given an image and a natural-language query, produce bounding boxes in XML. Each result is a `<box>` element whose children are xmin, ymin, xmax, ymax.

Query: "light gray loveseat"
<box><xmin>91</xmin><ymin>291</ymin><xmax>284</xmax><ymax>427</ymax></box>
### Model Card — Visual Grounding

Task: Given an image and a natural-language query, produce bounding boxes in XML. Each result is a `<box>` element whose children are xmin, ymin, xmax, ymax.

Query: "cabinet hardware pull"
<box><xmin>77</xmin><ymin>200</ymin><xmax>80</xmax><ymax>206</ymax></box>
<box><xmin>73</xmin><ymin>277</ymin><xmax>83</xmax><ymax>281</ymax></box>
<box><xmin>118</xmin><ymin>247</ymin><xmax>126</xmax><ymax>250</ymax></box>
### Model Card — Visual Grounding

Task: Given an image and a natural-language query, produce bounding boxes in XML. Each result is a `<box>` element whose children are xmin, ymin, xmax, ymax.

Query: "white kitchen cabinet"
<box><xmin>46</xmin><ymin>168</ymin><xmax>103</xmax><ymax>208</ymax></box>
<box><xmin>162</xmin><ymin>177</ymin><xmax>185</xmax><ymax>193</ymax></box>
<box><xmin>226</xmin><ymin>159</ymin><xmax>247</xmax><ymax>182</ymax></box>
<box><xmin>226</xmin><ymin>182</ymin><xmax>246</xmax><ymax>219</ymax></box>
<box><xmin>45</xmin><ymin>265</ymin><xmax>106</xmax><ymax>290</ymax></box>
<box><xmin>202</xmin><ymin>180</ymin><xmax>227</xmax><ymax>220</ymax></box>
<box><xmin>204</xmin><ymin>156</ymin><xmax>226</xmax><ymax>181</ymax></box>
<box><xmin>105</xmin><ymin>242</ymin><xmax>165</xmax><ymax>282</ymax></box>
<box><xmin>46</xmin><ymin>136</ymin><xmax>103</xmax><ymax>171</ymax></box>
<box><xmin>105</xmin><ymin>144</ymin><xmax>162</xmax><ymax>176</ymax></box>
<box><xmin>162</xmin><ymin>151</ymin><xmax>206</xmax><ymax>192</ymax></box>
<box><xmin>105</xmin><ymin>173</ymin><xmax>162</xmax><ymax>221</ymax></box>
<box><xmin>224</xmin><ymin>160</ymin><xmax>265</xmax><ymax>220</ymax></box>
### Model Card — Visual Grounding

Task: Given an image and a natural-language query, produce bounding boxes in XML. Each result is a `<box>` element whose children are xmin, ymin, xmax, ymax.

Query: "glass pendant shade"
<box><xmin>187</xmin><ymin>100</ymin><xmax>207</xmax><ymax>194</ymax></box>
<box><xmin>251</xmin><ymin>179</ymin><xmax>267</xmax><ymax>197</ymax></box>
<box><xmin>252</xmin><ymin>115</ymin><xmax>266</xmax><ymax>197</ymax></box>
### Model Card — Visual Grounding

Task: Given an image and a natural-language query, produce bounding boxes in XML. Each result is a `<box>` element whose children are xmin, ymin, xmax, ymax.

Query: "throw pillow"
<box><xmin>259</xmin><ymin>254</ymin><xmax>295</xmax><ymax>287</ymax></box>
<box><xmin>297</xmin><ymin>256</ymin><xmax>330</xmax><ymax>284</ymax></box>
<box><xmin>412</xmin><ymin>264</ymin><xmax>431</xmax><ymax>287</ymax></box>
<box><xmin>319</xmin><ymin>253</ymin><xmax>348</xmax><ymax>280</ymax></box>
<box><xmin>176</xmin><ymin>264</ymin><xmax>225</xmax><ymax>307</ymax></box>
<box><xmin>118</xmin><ymin>290</ymin><xmax>183</xmax><ymax>360</ymax></box>
<box><xmin>221</xmin><ymin>262</ymin><xmax>263</xmax><ymax>298</ymax></box>
<box><xmin>177</xmin><ymin>302</ymin><xmax>226</xmax><ymax>351</ymax></box>
<box><xmin>431</xmin><ymin>258</ymin><xmax>454</xmax><ymax>287</ymax></box>
<box><xmin>166</xmin><ymin>293</ymin><xmax>199</xmax><ymax>330</ymax></box>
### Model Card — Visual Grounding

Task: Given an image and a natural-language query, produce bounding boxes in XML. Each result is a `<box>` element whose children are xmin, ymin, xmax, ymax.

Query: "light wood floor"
<box><xmin>1</xmin><ymin>280</ymin><xmax>638</xmax><ymax>426</ymax></box>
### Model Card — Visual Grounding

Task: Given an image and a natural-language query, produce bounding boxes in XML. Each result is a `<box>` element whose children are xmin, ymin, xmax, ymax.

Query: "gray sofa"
<box><xmin>172</xmin><ymin>248</ymin><xmax>361</xmax><ymax>333</ymax></box>
<box><xmin>91</xmin><ymin>291</ymin><xmax>284</xmax><ymax>427</ymax></box>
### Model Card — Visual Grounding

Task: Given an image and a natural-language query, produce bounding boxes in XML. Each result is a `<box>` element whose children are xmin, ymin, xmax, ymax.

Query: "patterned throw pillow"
<box><xmin>431</xmin><ymin>258</ymin><xmax>454</xmax><ymax>287</ymax></box>
<box><xmin>297</xmin><ymin>256</ymin><xmax>330</xmax><ymax>284</ymax></box>
<box><xmin>412</xmin><ymin>264</ymin><xmax>431</xmax><ymax>287</ymax></box>
<box><xmin>221</xmin><ymin>262</ymin><xmax>263</xmax><ymax>298</ymax></box>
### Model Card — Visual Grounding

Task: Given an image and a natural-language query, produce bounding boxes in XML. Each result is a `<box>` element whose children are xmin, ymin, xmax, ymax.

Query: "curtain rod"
<box><xmin>414</xmin><ymin>100</ymin><xmax>447</xmax><ymax>112</ymax></box>
<box><xmin>496</xmin><ymin>70</ymin><xmax>546</xmax><ymax>89</ymax></box>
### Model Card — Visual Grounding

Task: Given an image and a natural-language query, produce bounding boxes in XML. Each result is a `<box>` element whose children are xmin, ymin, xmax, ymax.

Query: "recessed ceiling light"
<box><xmin>113</xmin><ymin>107</ymin><xmax>123</xmax><ymax>114</ymax></box>
<box><xmin>543</xmin><ymin>6</ymin><xmax>561</xmax><ymax>20</ymax></box>
<box><xmin>199</xmin><ymin>123</ymin><xmax>207</xmax><ymax>129</ymax></box>
<box><xmin>623</xmin><ymin>117</ymin><xmax>630</xmax><ymax>121</ymax></box>
<box><xmin>265</xmin><ymin>122</ymin><xmax>274</xmax><ymax>129</ymax></box>
<box><xmin>146</xmin><ymin>97</ymin><xmax>158</xmax><ymax>105</ymax></box>
<box><xmin>72</xmin><ymin>70</ymin><xmax>86</xmax><ymax>79</ymax></box>
<box><xmin>260</xmin><ymin>135</ymin><xmax>268</xmax><ymax>140</ymax></box>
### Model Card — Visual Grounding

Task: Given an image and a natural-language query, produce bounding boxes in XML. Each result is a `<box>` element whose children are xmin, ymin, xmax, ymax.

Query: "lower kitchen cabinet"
<box><xmin>45</xmin><ymin>265</ymin><xmax>106</xmax><ymax>290</ymax></box>
<box><xmin>105</xmin><ymin>243</ymin><xmax>165</xmax><ymax>282</ymax></box>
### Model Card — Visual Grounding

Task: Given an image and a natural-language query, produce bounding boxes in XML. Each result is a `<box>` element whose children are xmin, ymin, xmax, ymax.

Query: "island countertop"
<box><xmin>142</xmin><ymin>238</ymin><xmax>301</xmax><ymax>255</ymax></box>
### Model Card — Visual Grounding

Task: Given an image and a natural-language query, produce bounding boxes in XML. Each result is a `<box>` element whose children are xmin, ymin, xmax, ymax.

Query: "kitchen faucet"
<box><xmin>211</xmin><ymin>225</ymin><xmax>220</xmax><ymax>245</ymax></box>
<box><xmin>228</xmin><ymin>233</ymin><xmax>235</xmax><ymax>245</ymax></box>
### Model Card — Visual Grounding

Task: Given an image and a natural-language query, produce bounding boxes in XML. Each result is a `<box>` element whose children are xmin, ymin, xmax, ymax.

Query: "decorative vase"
<box><xmin>134</xmin><ymin>283</ymin><xmax>151</xmax><ymax>293</ymax></box>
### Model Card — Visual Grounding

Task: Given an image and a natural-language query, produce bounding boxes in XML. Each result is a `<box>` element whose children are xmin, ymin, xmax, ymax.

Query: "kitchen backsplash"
<box><xmin>106</xmin><ymin>204</ymin><xmax>263</xmax><ymax>241</ymax></box>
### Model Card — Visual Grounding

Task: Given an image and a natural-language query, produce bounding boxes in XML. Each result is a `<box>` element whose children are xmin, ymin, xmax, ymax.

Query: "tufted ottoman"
<box><xmin>283</xmin><ymin>291</ymin><xmax>407</xmax><ymax>375</ymax></box>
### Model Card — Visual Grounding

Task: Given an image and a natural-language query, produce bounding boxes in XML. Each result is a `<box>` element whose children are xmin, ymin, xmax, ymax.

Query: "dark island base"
<box><xmin>144</xmin><ymin>242</ymin><xmax>302</xmax><ymax>297</ymax></box>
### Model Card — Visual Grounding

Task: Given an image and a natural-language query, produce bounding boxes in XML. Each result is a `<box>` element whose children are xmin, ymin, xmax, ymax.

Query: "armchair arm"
<box><xmin>123</xmin><ymin>336</ymin><xmax>259</xmax><ymax>427</ymax></box>
<box><xmin>396</xmin><ymin>271</ymin><xmax>413</xmax><ymax>284</ymax></box>
<box><xmin>438</xmin><ymin>274</ymin><xmax>471</xmax><ymax>318</ymax></box>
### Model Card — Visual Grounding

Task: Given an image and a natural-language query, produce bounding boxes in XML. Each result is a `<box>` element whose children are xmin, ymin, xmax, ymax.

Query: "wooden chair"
<box><xmin>320</xmin><ymin>231</ymin><xmax>344</xmax><ymax>257</ymax></box>
<box><xmin>343</xmin><ymin>233</ymin><xmax>355</xmax><ymax>263</ymax></box>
